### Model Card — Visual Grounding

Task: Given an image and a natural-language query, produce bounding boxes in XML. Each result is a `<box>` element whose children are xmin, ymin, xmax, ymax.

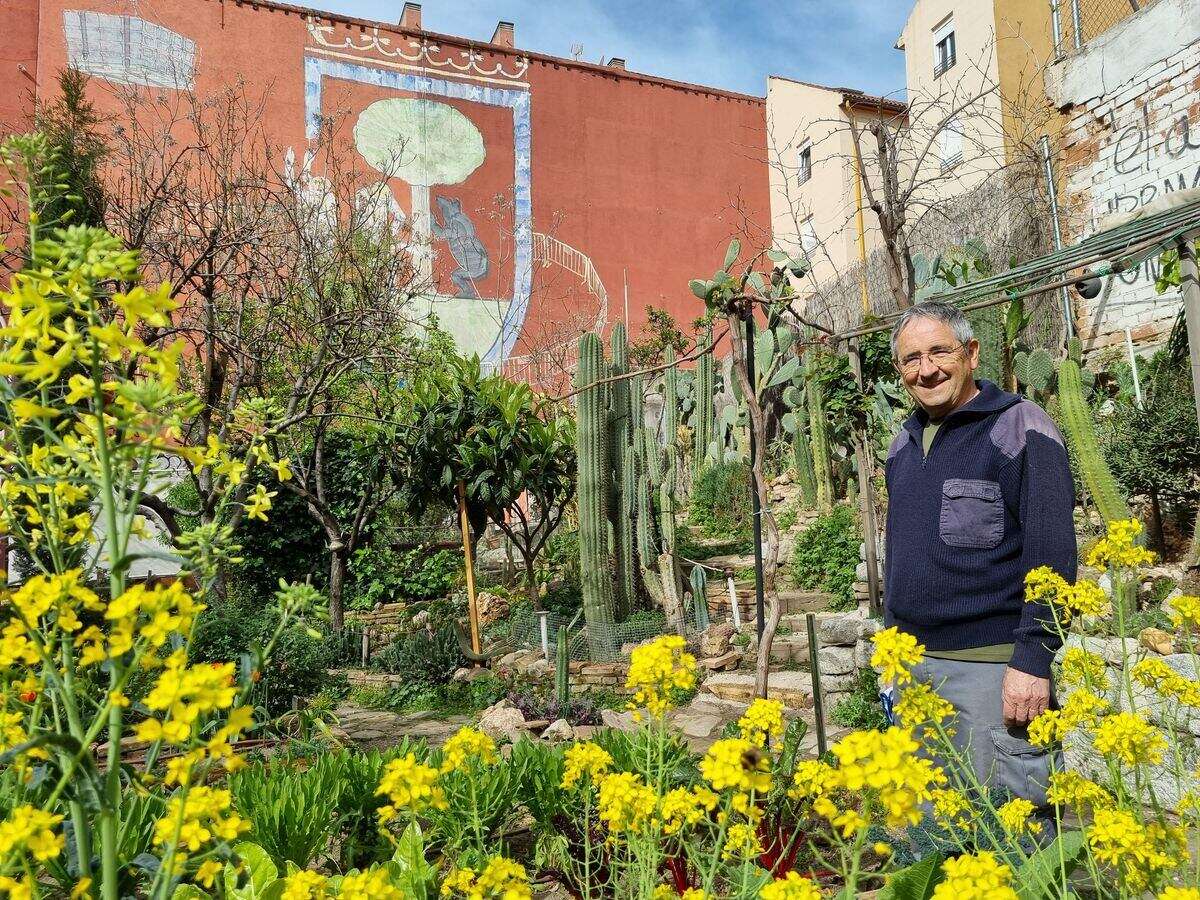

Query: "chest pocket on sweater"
<box><xmin>939</xmin><ymin>478</ymin><xmax>1003</xmax><ymax>549</ymax></box>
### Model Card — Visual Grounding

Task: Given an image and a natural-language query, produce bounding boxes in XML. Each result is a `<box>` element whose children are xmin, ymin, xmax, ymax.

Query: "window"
<box><xmin>933</xmin><ymin>17</ymin><xmax>956</xmax><ymax>77</ymax></box>
<box><xmin>63</xmin><ymin>10</ymin><xmax>196</xmax><ymax>89</ymax></box>
<box><xmin>797</xmin><ymin>142</ymin><xmax>812</xmax><ymax>185</ymax></box>
<box><xmin>800</xmin><ymin>217</ymin><xmax>819</xmax><ymax>256</ymax></box>
<box><xmin>940</xmin><ymin>117</ymin><xmax>964</xmax><ymax>170</ymax></box>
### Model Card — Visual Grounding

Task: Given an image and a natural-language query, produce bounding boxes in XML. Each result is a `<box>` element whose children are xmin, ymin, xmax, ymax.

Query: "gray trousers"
<box><xmin>902</xmin><ymin>658</ymin><xmax>1059</xmax><ymax>811</ymax></box>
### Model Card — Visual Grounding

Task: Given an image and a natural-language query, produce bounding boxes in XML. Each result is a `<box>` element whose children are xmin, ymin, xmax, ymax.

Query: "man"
<box><xmin>884</xmin><ymin>300</ymin><xmax>1076</xmax><ymax>809</ymax></box>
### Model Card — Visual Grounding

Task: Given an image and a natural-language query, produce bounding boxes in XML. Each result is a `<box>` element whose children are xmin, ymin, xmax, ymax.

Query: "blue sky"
<box><xmin>314</xmin><ymin>0</ymin><xmax>911</xmax><ymax>100</ymax></box>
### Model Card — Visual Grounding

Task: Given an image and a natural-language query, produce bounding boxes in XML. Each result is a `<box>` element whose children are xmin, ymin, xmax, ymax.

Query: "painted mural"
<box><xmin>62</xmin><ymin>10</ymin><xmax>195</xmax><ymax>90</ymax></box>
<box><xmin>303</xmin><ymin>41</ymin><xmax>534</xmax><ymax>364</ymax></box>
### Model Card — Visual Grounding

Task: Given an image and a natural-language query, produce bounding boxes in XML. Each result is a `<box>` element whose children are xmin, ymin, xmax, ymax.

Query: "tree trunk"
<box><xmin>328</xmin><ymin>539</ymin><xmax>348</xmax><ymax>630</ymax></box>
<box><xmin>523</xmin><ymin>554</ymin><xmax>540</xmax><ymax>611</ymax></box>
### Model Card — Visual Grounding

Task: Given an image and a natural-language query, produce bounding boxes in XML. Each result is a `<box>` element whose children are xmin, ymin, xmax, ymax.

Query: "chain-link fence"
<box><xmin>1051</xmin><ymin>0</ymin><xmax>1154</xmax><ymax>56</ymax></box>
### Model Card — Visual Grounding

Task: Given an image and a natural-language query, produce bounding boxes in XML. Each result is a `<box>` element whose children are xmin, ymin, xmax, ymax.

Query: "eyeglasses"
<box><xmin>894</xmin><ymin>342</ymin><xmax>966</xmax><ymax>374</ymax></box>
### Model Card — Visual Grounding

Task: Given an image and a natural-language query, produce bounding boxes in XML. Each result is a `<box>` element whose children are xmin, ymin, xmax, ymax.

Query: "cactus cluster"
<box><xmin>1013</xmin><ymin>348</ymin><xmax>1055</xmax><ymax>396</ymax></box>
<box><xmin>1057</xmin><ymin>351</ymin><xmax>1131</xmax><ymax>524</ymax></box>
<box><xmin>555</xmin><ymin>624</ymin><xmax>570</xmax><ymax>707</ymax></box>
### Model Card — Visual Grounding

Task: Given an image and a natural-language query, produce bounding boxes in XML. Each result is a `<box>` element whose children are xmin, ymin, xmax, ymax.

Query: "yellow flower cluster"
<box><xmin>152</xmin><ymin>786</ymin><xmax>248</xmax><ymax>855</ymax></box>
<box><xmin>1169</xmin><ymin>595</ymin><xmax>1200</xmax><ymax>632</ymax></box>
<box><xmin>1159</xmin><ymin>889</ymin><xmax>1200</xmax><ymax>900</ymax></box>
<box><xmin>440</xmin><ymin>856</ymin><xmax>531</xmax><ymax>899</ymax></box>
<box><xmin>996</xmin><ymin>798</ymin><xmax>1041</xmax><ymax>836</ymax></box>
<box><xmin>652</xmin><ymin>889</ymin><xmax>712</xmax><ymax>900</ymax></box>
<box><xmin>625</xmin><ymin>635</ymin><xmax>697</xmax><ymax>718</ymax></box>
<box><xmin>1024</xmin><ymin>567</ymin><xmax>1106</xmax><ymax>620</ymax></box>
<box><xmin>825</xmin><ymin>727</ymin><xmax>944</xmax><ymax>829</ymax></box>
<box><xmin>1086</xmin><ymin>518</ymin><xmax>1155</xmax><ymax>570</ymax></box>
<box><xmin>699</xmin><ymin>738</ymin><xmax>771</xmax><ymax>795</ymax></box>
<box><xmin>720</xmin><ymin>821</ymin><xmax>764</xmax><ymax>861</ymax></box>
<box><xmin>1088</xmin><ymin>807</ymin><xmax>1185</xmax><ymax>891</ymax></box>
<box><xmin>1028</xmin><ymin>689</ymin><xmax>1108</xmax><ymax>747</ymax></box>
<box><xmin>134</xmin><ymin>650</ymin><xmax>238</xmax><ymax>745</ymax></box>
<box><xmin>871</xmin><ymin>628</ymin><xmax>924</xmax><ymax>685</ymax></box>
<box><xmin>280</xmin><ymin>869</ymin><xmax>329</xmax><ymax>900</ymax></box>
<box><xmin>758</xmin><ymin>871</ymin><xmax>822</xmax><ymax>900</ymax></box>
<box><xmin>894</xmin><ymin>682</ymin><xmax>955</xmax><ymax>729</ymax></box>
<box><xmin>77</xmin><ymin>580</ymin><xmax>205</xmax><ymax>670</ymax></box>
<box><xmin>596</xmin><ymin>772</ymin><xmax>657</xmax><ymax>835</ymax></box>
<box><xmin>339</xmin><ymin>868</ymin><xmax>405</xmax><ymax>900</ymax></box>
<box><xmin>657</xmin><ymin>786</ymin><xmax>717</xmax><ymax>836</ymax></box>
<box><xmin>930</xmin><ymin>851</ymin><xmax>1018</xmax><ymax>900</ymax></box>
<box><xmin>561</xmin><ymin>741</ymin><xmax>612</xmax><ymax>789</ymax></box>
<box><xmin>1060</xmin><ymin>647</ymin><xmax>1109</xmax><ymax>691</ymax></box>
<box><xmin>377</xmin><ymin>753</ymin><xmax>446</xmax><ymax>820</ymax></box>
<box><xmin>1131</xmin><ymin>658</ymin><xmax>1200</xmax><ymax>708</ymax></box>
<box><xmin>737</xmin><ymin>698</ymin><xmax>785</xmax><ymax>747</ymax></box>
<box><xmin>788</xmin><ymin>759</ymin><xmax>836</xmax><ymax>801</ymax></box>
<box><xmin>930</xmin><ymin>788</ymin><xmax>972</xmax><ymax>830</ymax></box>
<box><xmin>0</xmin><ymin>806</ymin><xmax>64</xmax><ymax>862</ymax></box>
<box><xmin>1045</xmin><ymin>771</ymin><xmax>1113</xmax><ymax>811</ymax></box>
<box><xmin>440</xmin><ymin>726</ymin><xmax>499</xmax><ymax>773</ymax></box>
<box><xmin>1093</xmin><ymin>712</ymin><xmax>1167</xmax><ymax>766</ymax></box>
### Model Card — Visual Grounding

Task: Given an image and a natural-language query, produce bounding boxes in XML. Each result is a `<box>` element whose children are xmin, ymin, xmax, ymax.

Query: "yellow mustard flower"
<box><xmin>1169</xmin><ymin>595</ymin><xmax>1200</xmax><ymax>632</ymax></box>
<box><xmin>894</xmin><ymin>681</ymin><xmax>955</xmax><ymax>729</ymax></box>
<box><xmin>699</xmin><ymin>737</ymin><xmax>771</xmax><ymax>794</ymax></box>
<box><xmin>1086</xmin><ymin>518</ymin><xmax>1155</xmax><ymax>570</ymax></box>
<box><xmin>625</xmin><ymin>635</ymin><xmax>697</xmax><ymax>718</ymax></box>
<box><xmin>338</xmin><ymin>868</ymin><xmax>404</xmax><ymax>900</ymax></box>
<box><xmin>721</xmin><ymin>821</ymin><xmax>764</xmax><ymax>861</ymax></box>
<box><xmin>1046</xmin><ymin>771</ymin><xmax>1113</xmax><ymax>811</ymax></box>
<box><xmin>1159</xmin><ymin>888</ymin><xmax>1200</xmax><ymax>900</ymax></box>
<box><xmin>280</xmin><ymin>869</ymin><xmax>329</xmax><ymax>900</ymax></box>
<box><xmin>376</xmin><ymin>753</ymin><xmax>446</xmax><ymax>816</ymax></box>
<box><xmin>561</xmin><ymin>741</ymin><xmax>613</xmax><ymax>789</ymax></box>
<box><xmin>870</xmin><ymin>627</ymin><xmax>924</xmax><ymax>685</ymax></box>
<box><xmin>930</xmin><ymin>788</ymin><xmax>972</xmax><ymax>830</ymax></box>
<box><xmin>826</xmin><ymin>727</ymin><xmax>945</xmax><ymax>829</ymax></box>
<box><xmin>737</xmin><ymin>698</ymin><xmax>785</xmax><ymax>747</ymax></box>
<box><xmin>440</xmin><ymin>726</ymin><xmax>499</xmax><ymax>773</ymax></box>
<box><xmin>996</xmin><ymin>797</ymin><xmax>1041</xmax><ymax>836</ymax></box>
<box><xmin>759</xmin><ymin>872</ymin><xmax>822</xmax><ymax>900</ymax></box>
<box><xmin>152</xmin><ymin>786</ymin><xmax>247</xmax><ymax>853</ymax></box>
<box><xmin>596</xmin><ymin>772</ymin><xmax>656</xmax><ymax>835</ymax></box>
<box><xmin>931</xmin><ymin>851</ymin><xmax>1018</xmax><ymax>900</ymax></box>
<box><xmin>0</xmin><ymin>806</ymin><xmax>65</xmax><ymax>861</ymax></box>
<box><xmin>1088</xmin><ymin>807</ymin><xmax>1184</xmax><ymax>891</ymax></box>
<box><xmin>1060</xmin><ymin>647</ymin><xmax>1108</xmax><ymax>691</ymax></box>
<box><xmin>1093</xmin><ymin>712</ymin><xmax>1166</xmax><ymax>766</ymax></box>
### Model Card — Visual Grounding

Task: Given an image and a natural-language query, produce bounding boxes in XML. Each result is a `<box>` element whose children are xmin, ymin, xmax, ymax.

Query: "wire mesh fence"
<box><xmin>1052</xmin><ymin>0</ymin><xmax>1153</xmax><ymax>55</ymax></box>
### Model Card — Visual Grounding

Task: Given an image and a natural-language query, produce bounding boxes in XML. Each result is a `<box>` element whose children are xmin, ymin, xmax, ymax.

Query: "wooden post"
<box><xmin>457</xmin><ymin>480</ymin><xmax>482</xmax><ymax>658</ymax></box>
<box><xmin>848</xmin><ymin>340</ymin><xmax>883</xmax><ymax>617</ymax></box>
<box><xmin>1178</xmin><ymin>237</ymin><xmax>1200</xmax><ymax>569</ymax></box>
<box><xmin>806</xmin><ymin>612</ymin><xmax>827</xmax><ymax>757</ymax></box>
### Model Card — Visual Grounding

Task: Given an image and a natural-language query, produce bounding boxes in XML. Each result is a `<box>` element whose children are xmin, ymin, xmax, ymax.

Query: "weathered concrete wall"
<box><xmin>1046</xmin><ymin>0</ymin><xmax>1200</xmax><ymax>350</ymax></box>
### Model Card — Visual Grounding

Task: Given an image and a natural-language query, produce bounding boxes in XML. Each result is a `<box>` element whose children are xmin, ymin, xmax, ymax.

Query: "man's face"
<box><xmin>894</xmin><ymin>317</ymin><xmax>980</xmax><ymax>419</ymax></box>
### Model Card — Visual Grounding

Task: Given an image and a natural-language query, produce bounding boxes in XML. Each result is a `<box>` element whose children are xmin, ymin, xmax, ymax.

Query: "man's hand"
<box><xmin>1002</xmin><ymin>667</ymin><xmax>1051</xmax><ymax>727</ymax></box>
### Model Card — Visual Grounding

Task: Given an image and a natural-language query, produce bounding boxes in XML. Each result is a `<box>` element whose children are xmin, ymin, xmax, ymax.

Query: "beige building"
<box><xmin>765</xmin><ymin>77</ymin><xmax>906</xmax><ymax>311</ymax></box>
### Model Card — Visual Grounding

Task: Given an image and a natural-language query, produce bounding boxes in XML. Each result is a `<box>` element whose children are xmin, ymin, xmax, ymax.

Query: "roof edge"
<box><xmin>208</xmin><ymin>0</ymin><xmax>766</xmax><ymax>103</ymax></box>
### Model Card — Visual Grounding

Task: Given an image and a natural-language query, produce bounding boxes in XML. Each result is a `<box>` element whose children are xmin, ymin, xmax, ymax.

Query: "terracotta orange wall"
<box><xmin>23</xmin><ymin>0</ymin><xmax>769</xmax><ymax>354</ymax></box>
<box><xmin>0</xmin><ymin>0</ymin><xmax>40</xmax><ymax>132</ymax></box>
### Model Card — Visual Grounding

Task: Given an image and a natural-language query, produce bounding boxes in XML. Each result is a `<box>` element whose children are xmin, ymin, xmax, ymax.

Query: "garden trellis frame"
<box><xmin>826</xmin><ymin>193</ymin><xmax>1200</xmax><ymax>603</ymax></box>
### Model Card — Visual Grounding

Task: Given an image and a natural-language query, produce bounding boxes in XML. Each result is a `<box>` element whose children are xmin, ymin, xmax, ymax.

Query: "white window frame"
<box><xmin>796</xmin><ymin>141</ymin><xmax>812</xmax><ymax>185</ymax></box>
<box><xmin>939</xmin><ymin>116</ymin><xmax>964</xmax><ymax>170</ymax></box>
<box><xmin>933</xmin><ymin>17</ymin><xmax>956</xmax><ymax>78</ymax></box>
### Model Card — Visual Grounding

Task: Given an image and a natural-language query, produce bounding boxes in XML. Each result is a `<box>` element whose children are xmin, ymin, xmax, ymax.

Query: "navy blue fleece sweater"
<box><xmin>883</xmin><ymin>380</ymin><xmax>1077</xmax><ymax>678</ymax></box>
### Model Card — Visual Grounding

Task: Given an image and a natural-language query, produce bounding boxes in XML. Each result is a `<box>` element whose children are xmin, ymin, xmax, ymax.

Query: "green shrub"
<box><xmin>370</xmin><ymin>622</ymin><xmax>464</xmax><ymax>686</ymax></box>
<box><xmin>791</xmin><ymin>504</ymin><xmax>860</xmax><ymax>610</ymax></box>
<box><xmin>347</xmin><ymin>544</ymin><xmax>463</xmax><ymax>610</ymax></box>
<box><xmin>689</xmin><ymin>461</ymin><xmax>753</xmax><ymax>537</ymax></box>
<box><xmin>830</xmin><ymin>669</ymin><xmax>888</xmax><ymax>732</ymax></box>
<box><xmin>230</xmin><ymin>757</ymin><xmax>343</xmax><ymax>869</ymax></box>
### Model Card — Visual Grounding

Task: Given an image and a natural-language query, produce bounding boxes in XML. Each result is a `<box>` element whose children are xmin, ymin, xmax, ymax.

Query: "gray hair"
<box><xmin>889</xmin><ymin>301</ymin><xmax>974</xmax><ymax>357</ymax></box>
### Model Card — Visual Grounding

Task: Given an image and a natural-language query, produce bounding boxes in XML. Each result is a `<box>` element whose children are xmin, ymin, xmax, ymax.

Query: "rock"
<box><xmin>520</xmin><ymin>658</ymin><xmax>552</xmax><ymax>677</ymax></box>
<box><xmin>1057</xmin><ymin>633</ymin><xmax>1141</xmax><ymax>668</ymax></box>
<box><xmin>475</xmin><ymin>591</ymin><xmax>509</xmax><ymax>626</ymax></box>
<box><xmin>600</xmin><ymin>709</ymin><xmax>637</xmax><ymax>732</ymax></box>
<box><xmin>816</xmin><ymin>645</ymin><xmax>856</xmax><ymax>676</ymax></box>
<box><xmin>673</xmin><ymin>712</ymin><xmax>722</xmax><ymax>739</ymax></box>
<box><xmin>1162</xmin><ymin>589</ymin><xmax>1184</xmax><ymax>620</ymax></box>
<box><xmin>410</xmin><ymin>609</ymin><xmax>430</xmax><ymax>628</ymax></box>
<box><xmin>701</xmin><ymin>671</ymin><xmax>816</xmax><ymax>709</ymax></box>
<box><xmin>699</xmin><ymin>622</ymin><xmax>737</xmax><ymax>657</ymax></box>
<box><xmin>854</xmin><ymin>639</ymin><xmax>874</xmax><ymax>671</ymax></box>
<box><xmin>1140</xmin><ymin>627</ymin><xmax>1176</xmax><ymax>656</ymax></box>
<box><xmin>542</xmin><ymin>718</ymin><xmax>575</xmax><ymax>743</ymax></box>
<box><xmin>497</xmin><ymin>650</ymin><xmax>523</xmax><ymax>668</ymax></box>
<box><xmin>819</xmin><ymin>612</ymin><xmax>868</xmax><ymax>647</ymax></box>
<box><xmin>701</xmin><ymin>650</ymin><xmax>742</xmax><ymax>671</ymax></box>
<box><xmin>478</xmin><ymin>699</ymin><xmax>525</xmax><ymax>743</ymax></box>
<box><xmin>451</xmin><ymin>666</ymin><xmax>491</xmax><ymax>683</ymax></box>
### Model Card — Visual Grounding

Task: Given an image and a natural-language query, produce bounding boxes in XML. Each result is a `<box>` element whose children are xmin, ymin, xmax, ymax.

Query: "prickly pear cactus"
<box><xmin>1058</xmin><ymin>355</ymin><xmax>1131</xmax><ymax>524</ymax></box>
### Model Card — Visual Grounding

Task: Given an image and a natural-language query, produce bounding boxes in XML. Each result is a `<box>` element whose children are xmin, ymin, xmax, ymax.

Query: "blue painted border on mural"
<box><xmin>304</xmin><ymin>56</ymin><xmax>532</xmax><ymax>365</ymax></box>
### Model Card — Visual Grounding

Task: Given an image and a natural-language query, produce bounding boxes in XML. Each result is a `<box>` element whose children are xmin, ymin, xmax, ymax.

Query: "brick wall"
<box><xmin>1047</xmin><ymin>0</ymin><xmax>1200</xmax><ymax>351</ymax></box>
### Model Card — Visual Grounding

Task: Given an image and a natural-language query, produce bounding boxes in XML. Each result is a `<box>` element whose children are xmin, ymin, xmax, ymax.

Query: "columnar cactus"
<box><xmin>555</xmin><ymin>624</ymin><xmax>570</xmax><ymax>707</ymax></box>
<box><xmin>1058</xmin><ymin>355</ymin><xmax>1131</xmax><ymax>524</ymax></box>
<box><xmin>575</xmin><ymin>332</ymin><xmax>616</xmax><ymax>657</ymax></box>
<box><xmin>609</xmin><ymin>324</ymin><xmax>634</xmax><ymax>620</ymax></box>
<box><xmin>690</xmin><ymin>564</ymin><xmax>709</xmax><ymax>630</ymax></box>
<box><xmin>806</xmin><ymin>362</ymin><xmax>834</xmax><ymax>513</ymax></box>
<box><xmin>694</xmin><ymin>326</ymin><xmax>714</xmax><ymax>473</ymax></box>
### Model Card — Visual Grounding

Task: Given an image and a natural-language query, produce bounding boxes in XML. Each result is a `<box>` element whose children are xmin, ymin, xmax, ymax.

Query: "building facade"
<box><xmin>0</xmin><ymin>0</ymin><xmax>770</xmax><ymax>374</ymax></box>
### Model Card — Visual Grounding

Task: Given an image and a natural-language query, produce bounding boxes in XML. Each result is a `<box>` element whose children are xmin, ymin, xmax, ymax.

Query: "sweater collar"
<box><xmin>901</xmin><ymin>380</ymin><xmax>1021</xmax><ymax>441</ymax></box>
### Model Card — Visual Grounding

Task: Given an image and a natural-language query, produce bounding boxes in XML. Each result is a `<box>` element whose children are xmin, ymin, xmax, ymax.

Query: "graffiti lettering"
<box><xmin>1106</xmin><ymin>164</ymin><xmax>1200</xmax><ymax>216</ymax></box>
<box><xmin>1165</xmin><ymin>113</ymin><xmax>1200</xmax><ymax>159</ymax></box>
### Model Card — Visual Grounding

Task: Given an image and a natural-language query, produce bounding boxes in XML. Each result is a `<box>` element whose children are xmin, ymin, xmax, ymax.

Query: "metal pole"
<box><xmin>538</xmin><ymin>610</ymin><xmax>551</xmax><ymax>659</ymax></box>
<box><xmin>457</xmin><ymin>480</ymin><xmax>482</xmax><ymax>660</ymax></box>
<box><xmin>745</xmin><ymin>310</ymin><xmax>765</xmax><ymax>641</ymax></box>
<box><xmin>849</xmin><ymin>341</ymin><xmax>883</xmax><ymax>618</ymax></box>
<box><xmin>1050</xmin><ymin>0</ymin><xmax>1063</xmax><ymax>56</ymax></box>
<box><xmin>806</xmin><ymin>613</ymin><xmax>827</xmax><ymax>756</ymax></box>
<box><xmin>1040</xmin><ymin>135</ymin><xmax>1076</xmax><ymax>341</ymax></box>
<box><xmin>1070</xmin><ymin>0</ymin><xmax>1083</xmax><ymax>49</ymax></box>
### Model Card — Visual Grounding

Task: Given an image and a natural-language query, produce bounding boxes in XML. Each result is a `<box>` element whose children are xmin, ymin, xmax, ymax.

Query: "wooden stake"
<box><xmin>849</xmin><ymin>340</ymin><xmax>883</xmax><ymax>617</ymax></box>
<box><xmin>1178</xmin><ymin>237</ymin><xmax>1200</xmax><ymax>569</ymax></box>
<box><xmin>457</xmin><ymin>480</ymin><xmax>482</xmax><ymax>659</ymax></box>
